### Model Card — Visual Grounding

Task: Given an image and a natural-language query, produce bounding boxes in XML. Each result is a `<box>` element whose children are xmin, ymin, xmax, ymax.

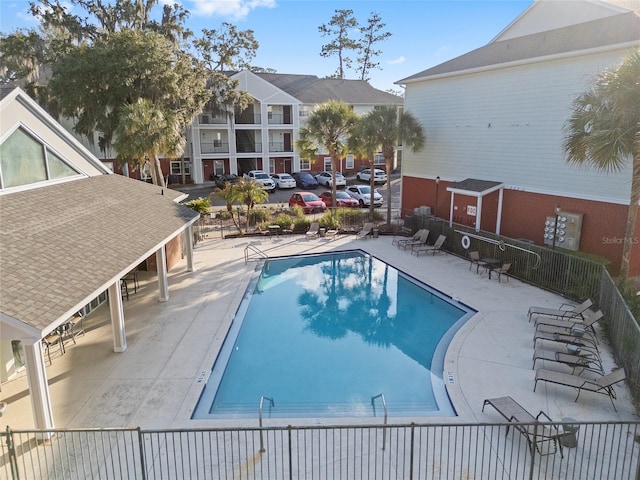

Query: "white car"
<box><xmin>346</xmin><ymin>185</ymin><xmax>384</xmax><ymax>208</ymax></box>
<box><xmin>243</xmin><ymin>170</ymin><xmax>276</xmax><ymax>192</ymax></box>
<box><xmin>271</xmin><ymin>173</ymin><xmax>296</xmax><ymax>189</ymax></box>
<box><xmin>315</xmin><ymin>171</ymin><xmax>347</xmax><ymax>188</ymax></box>
<box><xmin>357</xmin><ymin>168</ymin><xmax>387</xmax><ymax>185</ymax></box>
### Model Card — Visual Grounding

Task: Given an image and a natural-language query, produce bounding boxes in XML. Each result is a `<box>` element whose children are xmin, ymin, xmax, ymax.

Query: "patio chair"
<box><xmin>534</xmin><ymin>310</ymin><xmax>603</xmax><ymax>339</ymax></box>
<box><xmin>412</xmin><ymin>234</ymin><xmax>446</xmax><ymax>256</ymax></box>
<box><xmin>532</xmin><ymin>346</ymin><xmax>604</xmax><ymax>375</ymax></box>
<box><xmin>492</xmin><ymin>263</ymin><xmax>511</xmax><ymax>282</ymax></box>
<box><xmin>482</xmin><ymin>396</ymin><xmax>566</xmax><ymax>457</ymax></box>
<box><xmin>533</xmin><ymin>328</ymin><xmax>598</xmax><ymax>349</ymax></box>
<box><xmin>533</xmin><ymin>309</ymin><xmax>603</xmax><ymax>333</ymax></box>
<box><xmin>325</xmin><ymin>228</ymin><xmax>339</xmax><ymax>239</ymax></box>
<box><xmin>399</xmin><ymin>229</ymin><xmax>430</xmax><ymax>251</ymax></box>
<box><xmin>534</xmin><ymin>368</ymin><xmax>627</xmax><ymax>411</ymax></box>
<box><xmin>306</xmin><ymin>222</ymin><xmax>320</xmax><ymax>239</ymax></box>
<box><xmin>42</xmin><ymin>331</ymin><xmax>65</xmax><ymax>365</ymax></box>
<box><xmin>394</xmin><ymin>229</ymin><xmax>425</xmax><ymax>248</ymax></box>
<box><xmin>356</xmin><ymin>222</ymin><xmax>374</xmax><ymax>239</ymax></box>
<box><xmin>527</xmin><ymin>298</ymin><xmax>593</xmax><ymax>322</ymax></box>
<box><xmin>468</xmin><ymin>250</ymin><xmax>483</xmax><ymax>272</ymax></box>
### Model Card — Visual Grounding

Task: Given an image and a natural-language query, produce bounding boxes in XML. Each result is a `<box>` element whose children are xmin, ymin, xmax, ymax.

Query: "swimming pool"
<box><xmin>192</xmin><ymin>250</ymin><xmax>475</xmax><ymax>419</ymax></box>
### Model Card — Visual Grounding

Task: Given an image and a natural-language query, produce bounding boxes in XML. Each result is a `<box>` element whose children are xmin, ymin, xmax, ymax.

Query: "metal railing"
<box><xmin>2</xmin><ymin>422</ymin><xmax>638</xmax><ymax>479</ymax></box>
<box><xmin>408</xmin><ymin>215</ymin><xmax>604</xmax><ymax>302</ymax></box>
<box><xmin>599</xmin><ymin>269</ymin><xmax>640</xmax><ymax>400</ymax></box>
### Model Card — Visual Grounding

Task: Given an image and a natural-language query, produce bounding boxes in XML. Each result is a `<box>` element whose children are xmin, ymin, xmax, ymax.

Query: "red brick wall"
<box><xmin>402</xmin><ymin>176</ymin><xmax>640</xmax><ymax>276</ymax></box>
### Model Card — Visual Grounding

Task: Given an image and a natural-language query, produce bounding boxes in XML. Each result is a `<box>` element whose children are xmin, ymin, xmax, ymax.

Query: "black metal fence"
<box><xmin>2</xmin><ymin>422</ymin><xmax>639</xmax><ymax>479</ymax></box>
<box><xmin>406</xmin><ymin>214</ymin><xmax>639</xmax><ymax>403</ymax></box>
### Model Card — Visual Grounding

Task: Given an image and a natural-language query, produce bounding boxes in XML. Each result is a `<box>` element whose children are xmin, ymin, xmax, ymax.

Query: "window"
<box><xmin>268</xmin><ymin>158</ymin><xmax>275</xmax><ymax>173</ymax></box>
<box><xmin>324</xmin><ymin>157</ymin><xmax>332</xmax><ymax>171</ymax></box>
<box><xmin>170</xmin><ymin>161</ymin><xmax>190</xmax><ymax>175</ymax></box>
<box><xmin>0</xmin><ymin>126</ymin><xmax>79</xmax><ymax>189</ymax></box>
<box><xmin>213</xmin><ymin>139</ymin><xmax>222</xmax><ymax>148</ymax></box>
<box><xmin>374</xmin><ymin>153</ymin><xmax>385</xmax><ymax>165</ymax></box>
<box><xmin>300</xmin><ymin>158</ymin><xmax>311</xmax><ymax>170</ymax></box>
<box><xmin>214</xmin><ymin>160</ymin><xmax>224</xmax><ymax>176</ymax></box>
<box><xmin>345</xmin><ymin>155</ymin><xmax>354</xmax><ymax>169</ymax></box>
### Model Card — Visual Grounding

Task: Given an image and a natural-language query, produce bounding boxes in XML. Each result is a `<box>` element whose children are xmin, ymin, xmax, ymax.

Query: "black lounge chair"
<box><xmin>533</xmin><ymin>309</ymin><xmax>603</xmax><ymax>335</ymax></box>
<box><xmin>532</xmin><ymin>346</ymin><xmax>604</xmax><ymax>375</ymax></box>
<box><xmin>527</xmin><ymin>299</ymin><xmax>592</xmax><ymax>322</ymax></box>
<box><xmin>413</xmin><ymin>234</ymin><xmax>446</xmax><ymax>256</ymax></box>
<box><xmin>534</xmin><ymin>368</ymin><xmax>627</xmax><ymax>411</ymax></box>
<box><xmin>482</xmin><ymin>396</ymin><xmax>566</xmax><ymax>457</ymax></box>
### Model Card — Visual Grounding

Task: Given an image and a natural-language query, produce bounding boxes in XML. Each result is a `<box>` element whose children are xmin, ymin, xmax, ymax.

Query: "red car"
<box><xmin>319</xmin><ymin>191</ymin><xmax>359</xmax><ymax>208</ymax></box>
<box><xmin>288</xmin><ymin>191</ymin><xmax>327</xmax><ymax>213</ymax></box>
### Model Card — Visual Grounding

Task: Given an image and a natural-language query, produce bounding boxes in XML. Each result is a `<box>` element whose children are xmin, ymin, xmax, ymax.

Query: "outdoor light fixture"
<box><xmin>435</xmin><ymin>176</ymin><xmax>440</xmax><ymax>217</ymax></box>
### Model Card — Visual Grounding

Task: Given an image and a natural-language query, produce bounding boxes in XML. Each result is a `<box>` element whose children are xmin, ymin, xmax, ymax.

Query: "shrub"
<box><xmin>248</xmin><ymin>207</ymin><xmax>270</xmax><ymax>224</ymax></box>
<box><xmin>273</xmin><ymin>213</ymin><xmax>296</xmax><ymax>229</ymax></box>
<box><xmin>293</xmin><ymin>217</ymin><xmax>311</xmax><ymax>231</ymax></box>
<box><xmin>183</xmin><ymin>197</ymin><xmax>211</xmax><ymax>216</ymax></box>
<box><xmin>289</xmin><ymin>205</ymin><xmax>305</xmax><ymax>217</ymax></box>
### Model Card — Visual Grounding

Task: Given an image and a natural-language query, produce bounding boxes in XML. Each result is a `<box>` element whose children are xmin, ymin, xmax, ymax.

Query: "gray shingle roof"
<box><xmin>448</xmin><ymin>179</ymin><xmax>503</xmax><ymax>194</ymax></box>
<box><xmin>0</xmin><ymin>175</ymin><xmax>199</xmax><ymax>334</ymax></box>
<box><xmin>399</xmin><ymin>12</ymin><xmax>640</xmax><ymax>82</ymax></box>
<box><xmin>255</xmin><ymin>73</ymin><xmax>403</xmax><ymax>105</ymax></box>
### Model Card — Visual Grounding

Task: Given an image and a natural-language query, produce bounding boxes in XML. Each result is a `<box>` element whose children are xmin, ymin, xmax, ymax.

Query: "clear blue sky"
<box><xmin>1</xmin><ymin>0</ymin><xmax>534</xmax><ymax>92</ymax></box>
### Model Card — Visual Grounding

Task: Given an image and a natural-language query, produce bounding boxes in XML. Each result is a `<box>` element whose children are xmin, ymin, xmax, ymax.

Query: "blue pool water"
<box><xmin>192</xmin><ymin>250</ymin><xmax>475</xmax><ymax>419</ymax></box>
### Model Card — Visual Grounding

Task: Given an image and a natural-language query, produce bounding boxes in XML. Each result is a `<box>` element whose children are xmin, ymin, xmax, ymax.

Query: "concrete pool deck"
<box><xmin>1</xmin><ymin>234</ymin><xmax>637</xmax><ymax>432</ymax></box>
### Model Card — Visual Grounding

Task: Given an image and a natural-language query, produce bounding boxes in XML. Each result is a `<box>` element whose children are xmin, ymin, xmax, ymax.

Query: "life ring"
<box><xmin>461</xmin><ymin>235</ymin><xmax>471</xmax><ymax>250</ymax></box>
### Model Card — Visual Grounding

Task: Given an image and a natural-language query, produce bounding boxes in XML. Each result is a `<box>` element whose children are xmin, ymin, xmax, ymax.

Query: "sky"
<box><xmin>0</xmin><ymin>0</ymin><xmax>535</xmax><ymax>92</ymax></box>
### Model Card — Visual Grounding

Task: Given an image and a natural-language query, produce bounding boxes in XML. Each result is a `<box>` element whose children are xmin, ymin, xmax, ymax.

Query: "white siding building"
<box><xmin>398</xmin><ymin>0</ymin><xmax>640</xmax><ymax>275</ymax></box>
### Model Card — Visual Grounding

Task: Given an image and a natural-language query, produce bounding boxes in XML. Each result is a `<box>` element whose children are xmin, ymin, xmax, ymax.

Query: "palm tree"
<box><xmin>115</xmin><ymin>98</ymin><xmax>185</xmax><ymax>187</ymax></box>
<box><xmin>357</xmin><ymin>106</ymin><xmax>425</xmax><ymax>225</ymax></box>
<box><xmin>563</xmin><ymin>50</ymin><xmax>640</xmax><ymax>279</ymax></box>
<box><xmin>232</xmin><ymin>178</ymin><xmax>269</xmax><ymax>232</ymax></box>
<box><xmin>297</xmin><ymin>101</ymin><xmax>358</xmax><ymax>208</ymax></box>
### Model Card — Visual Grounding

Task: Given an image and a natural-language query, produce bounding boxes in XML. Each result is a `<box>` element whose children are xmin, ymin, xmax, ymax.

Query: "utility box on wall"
<box><xmin>543</xmin><ymin>211</ymin><xmax>583</xmax><ymax>251</ymax></box>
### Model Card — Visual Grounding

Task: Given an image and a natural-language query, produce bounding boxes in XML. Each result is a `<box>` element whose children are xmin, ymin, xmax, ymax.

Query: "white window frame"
<box><xmin>170</xmin><ymin>161</ymin><xmax>190</xmax><ymax>175</ymax></box>
<box><xmin>345</xmin><ymin>154</ymin><xmax>354</xmax><ymax>169</ymax></box>
<box><xmin>300</xmin><ymin>158</ymin><xmax>311</xmax><ymax>170</ymax></box>
<box><xmin>323</xmin><ymin>157</ymin><xmax>332</xmax><ymax>171</ymax></box>
<box><xmin>373</xmin><ymin>153</ymin><xmax>385</xmax><ymax>166</ymax></box>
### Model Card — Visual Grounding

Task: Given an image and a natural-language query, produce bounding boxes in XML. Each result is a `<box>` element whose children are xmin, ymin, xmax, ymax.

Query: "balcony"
<box><xmin>200</xmin><ymin>142</ymin><xmax>230</xmax><ymax>154</ymax></box>
<box><xmin>199</xmin><ymin>114</ymin><xmax>227</xmax><ymax>125</ymax></box>
<box><xmin>269</xmin><ymin>141</ymin><xmax>293</xmax><ymax>153</ymax></box>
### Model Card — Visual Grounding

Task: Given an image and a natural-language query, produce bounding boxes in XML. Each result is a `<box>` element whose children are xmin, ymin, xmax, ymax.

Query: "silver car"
<box><xmin>346</xmin><ymin>185</ymin><xmax>384</xmax><ymax>207</ymax></box>
<box><xmin>315</xmin><ymin>171</ymin><xmax>347</xmax><ymax>188</ymax></box>
<box><xmin>271</xmin><ymin>173</ymin><xmax>296</xmax><ymax>189</ymax></box>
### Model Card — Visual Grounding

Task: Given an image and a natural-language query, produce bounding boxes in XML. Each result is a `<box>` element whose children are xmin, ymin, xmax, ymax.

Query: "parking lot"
<box><xmin>176</xmin><ymin>173</ymin><xmax>402</xmax><ymax>210</ymax></box>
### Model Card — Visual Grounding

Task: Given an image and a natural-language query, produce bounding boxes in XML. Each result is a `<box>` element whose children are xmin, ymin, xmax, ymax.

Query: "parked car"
<box><xmin>319</xmin><ymin>191</ymin><xmax>359</xmax><ymax>208</ymax></box>
<box><xmin>357</xmin><ymin>168</ymin><xmax>387</xmax><ymax>184</ymax></box>
<box><xmin>315</xmin><ymin>171</ymin><xmax>347</xmax><ymax>188</ymax></box>
<box><xmin>288</xmin><ymin>191</ymin><xmax>327</xmax><ymax>213</ymax></box>
<box><xmin>346</xmin><ymin>185</ymin><xmax>384</xmax><ymax>207</ymax></box>
<box><xmin>213</xmin><ymin>174</ymin><xmax>241</xmax><ymax>189</ymax></box>
<box><xmin>271</xmin><ymin>173</ymin><xmax>296</xmax><ymax>189</ymax></box>
<box><xmin>243</xmin><ymin>170</ymin><xmax>276</xmax><ymax>192</ymax></box>
<box><xmin>292</xmin><ymin>172</ymin><xmax>319</xmax><ymax>189</ymax></box>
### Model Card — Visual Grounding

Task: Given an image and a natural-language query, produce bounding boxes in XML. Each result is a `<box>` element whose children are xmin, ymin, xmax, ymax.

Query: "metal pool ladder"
<box><xmin>258</xmin><ymin>396</ymin><xmax>274</xmax><ymax>452</ymax></box>
<box><xmin>371</xmin><ymin>393</ymin><xmax>388</xmax><ymax>450</ymax></box>
<box><xmin>244</xmin><ymin>243</ymin><xmax>268</xmax><ymax>264</ymax></box>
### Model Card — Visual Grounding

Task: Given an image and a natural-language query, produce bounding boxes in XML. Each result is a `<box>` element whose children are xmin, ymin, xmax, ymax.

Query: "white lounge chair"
<box><xmin>306</xmin><ymin>222</ymin><xmax>320</xmax><ymax>239</ymax></box>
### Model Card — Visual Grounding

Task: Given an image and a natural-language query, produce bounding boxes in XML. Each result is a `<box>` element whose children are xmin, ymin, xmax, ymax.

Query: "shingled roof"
<box><xmin>255</xmin><ymin>73</ymin><xmax>402</xmax><ymax>105</ymax></box>
<box><xmin>0</xmin><ymin>175</ymin><xmax>198</xmax><ymax>334</ymax></box>
<box><xmin>399</xmin><ymin>12</ymin><xmax>640</xmax><ymax>83</ymax></box>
